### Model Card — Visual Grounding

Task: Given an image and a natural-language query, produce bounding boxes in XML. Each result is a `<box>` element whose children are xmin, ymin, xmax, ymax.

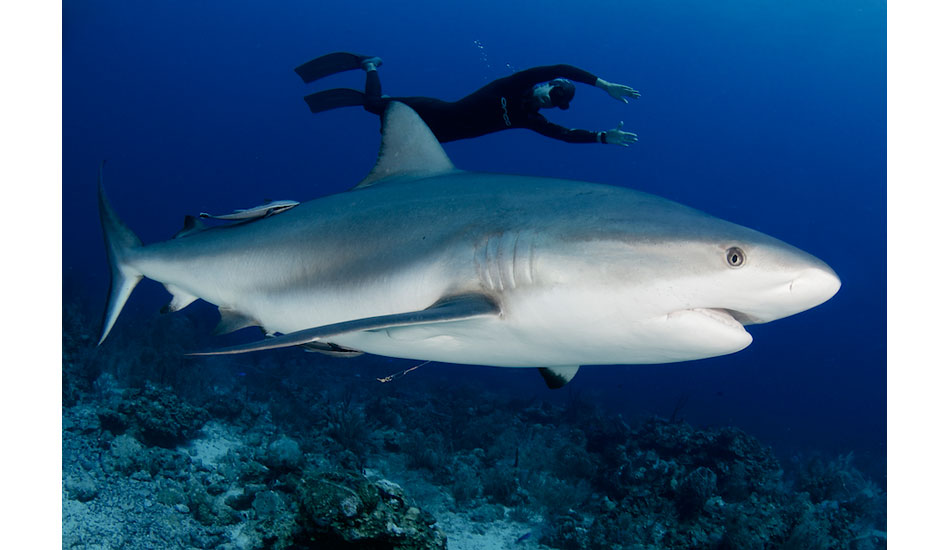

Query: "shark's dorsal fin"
<box><xmin>355</xmin><ymin>102</ymin><xmax>455</xmax><ymax>189</ymax></box>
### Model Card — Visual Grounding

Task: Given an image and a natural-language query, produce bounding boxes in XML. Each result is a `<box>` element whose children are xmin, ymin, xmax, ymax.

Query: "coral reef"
<box><xmin>62</xmin><ymin>300</ymin><xmax>885</xmax><ymax>549</ymax></box>
<box><xmin>296</xmin><ymin>470</ymin><xmax>447</xmax><ymax>549</ymax></box>
<box><xmin>98</xmin><ymin>382</ymin><xmax>210</xmax><ymax>447</ymax></box>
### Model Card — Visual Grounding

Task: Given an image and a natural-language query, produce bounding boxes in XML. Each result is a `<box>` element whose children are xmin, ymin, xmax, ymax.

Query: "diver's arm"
<box><xmin>595</xmin><ymin>78</ymin><xmax>641</xmax><ymax>103</ymax></box>
<box><xmin>601</xmin><ymin>121</ymin><xmax>638</xmax><ymax>146</ymax></box>
<box><xmin>527</xmin><ymin>115</ymin><xmax>600</xmax><ymax>143</ymax></box>
<box><xmin>509</xmin><ymin>65</ymin><xmax>640</xmax><ymax>100</ymax></box>
<box><xmin>528</xmin><ymin>116</ymin><xmax>637</xmax><ymax>146</ymax></box>
<box><xmin>505</xmin><ymin>65</ymin><xmax>599</xmax><ymax>88</ymax></box>
<box><xmin>508</xmin><ymin>65</ymin><xmax>639</xmax><ymax>102</ymax></box>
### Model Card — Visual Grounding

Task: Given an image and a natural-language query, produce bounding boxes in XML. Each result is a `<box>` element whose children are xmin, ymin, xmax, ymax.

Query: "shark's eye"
<box><xmin>725</xmin><ymin>247</ymin><xmax>745</xmax><ymax>268</ymax></box>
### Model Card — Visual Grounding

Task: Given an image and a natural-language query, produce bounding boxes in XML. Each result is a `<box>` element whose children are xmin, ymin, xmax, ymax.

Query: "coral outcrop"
<box><xmin>62</xmin><ymin>300</ymin><xmax>884</xmax><ymax>549</ymax></box>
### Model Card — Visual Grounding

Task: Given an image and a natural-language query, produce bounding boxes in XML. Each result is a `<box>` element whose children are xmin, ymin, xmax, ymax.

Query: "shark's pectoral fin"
<box><xmin>537</xmin><ymin>366</ymin><xmax>581</xmax><ymax>389</ymax></box>
<box><xmin>189</xmin><ymin>293</ymin><xmax>500</xmax><ymax>356</ymax></box>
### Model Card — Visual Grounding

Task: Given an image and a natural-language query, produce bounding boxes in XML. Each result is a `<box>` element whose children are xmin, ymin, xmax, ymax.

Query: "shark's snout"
<box><xmin>712</xmin><ymin>254</ymin><xmax>841</xmax><ymax>327</ymax></box>
<box><xmin>789</xmin><ymin>266</ymin><xmax>841</xmax><ymax>308</ymax></box>
<box><xmin>739</xmin><ymin>264</ymin><xmax>841</xmax><ymax>325</ymax></box>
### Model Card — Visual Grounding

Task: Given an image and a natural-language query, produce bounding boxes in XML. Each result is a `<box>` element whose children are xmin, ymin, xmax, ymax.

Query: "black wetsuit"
<box><xmin>363</xmin><ymin>65</ymin><xmax>602</xmax><ymax>143</ymax></box>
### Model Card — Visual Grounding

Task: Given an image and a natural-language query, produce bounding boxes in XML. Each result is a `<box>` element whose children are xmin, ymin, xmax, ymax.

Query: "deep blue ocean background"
<box><xmin>63</xmin><ymin>0</ymin><xmax>886</xmax><ymax>485</ymax></box>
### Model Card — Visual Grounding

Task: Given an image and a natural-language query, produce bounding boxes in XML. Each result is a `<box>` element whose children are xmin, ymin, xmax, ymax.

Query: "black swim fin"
<box><xmin>303</xmin><ymin>88</ymin><xmax>366</xmax><ymax>113</ymax></box>
<box><xmin>294</xmin><ymin>52</ymin><xmax>365</xmax><ymax>83</ymax></box>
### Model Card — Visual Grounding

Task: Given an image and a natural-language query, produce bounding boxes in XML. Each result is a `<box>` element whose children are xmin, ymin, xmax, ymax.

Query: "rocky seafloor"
<box><xmin>62</xmin><ymin>303</ymin><xmax>886</xmax><ymax>549</ymax></box>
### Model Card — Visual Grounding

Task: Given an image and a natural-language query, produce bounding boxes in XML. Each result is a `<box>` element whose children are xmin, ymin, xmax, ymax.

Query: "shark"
<box><xmin>97</xmin><ymin>102</ymin><xmax>840</xmax><ymax>388</ymax></box>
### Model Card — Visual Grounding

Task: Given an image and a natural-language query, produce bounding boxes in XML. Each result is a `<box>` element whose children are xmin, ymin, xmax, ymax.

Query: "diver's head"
<box><xmin>533</xmin><ymin>78</ymin><xmax>576</xmax><ymax>110</ymax></box>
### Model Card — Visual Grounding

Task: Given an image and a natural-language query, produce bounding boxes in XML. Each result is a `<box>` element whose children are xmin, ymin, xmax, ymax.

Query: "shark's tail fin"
<box><xmin>97</xmin><ymin>161</ymin><xmax>143</xmax><ymax>345</ymax></box>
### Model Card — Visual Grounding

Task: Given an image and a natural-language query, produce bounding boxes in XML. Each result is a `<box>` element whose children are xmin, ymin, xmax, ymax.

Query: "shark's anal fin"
<box><xmin>355</xmin><ymin>102</ymin><xmax>456</xmax><ymax>189</ymax></box>
<box><xmin>538</xmin><ymin>366</ymin><xmax>581</xmax><ymax>389</ymax></box>
<box><xmin>161</xmin><ymin>285</ymin><xmax>199</xmax><ymax>313</ymax></box>
<box><xmin>190</xmin><ymin>293</ymin><xmax>500</xmax><ymax>356</ymax></box>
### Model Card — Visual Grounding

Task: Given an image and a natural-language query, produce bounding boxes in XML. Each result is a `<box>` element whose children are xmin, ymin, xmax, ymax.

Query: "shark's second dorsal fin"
<box><xmin>173</xmin><ymin>215</ymin><xmax>207</xmax><ymax>239</ymax></box>
<box><xmin>355</xmin><ymin>102</ymin><xmax>455</xmax><ymax>189</ymax></box>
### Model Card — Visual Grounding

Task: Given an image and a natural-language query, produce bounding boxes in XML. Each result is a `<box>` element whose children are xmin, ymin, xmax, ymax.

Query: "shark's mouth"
<box><xmin>661</xmin><ymin>307</ymin><xmax>754</xmax><ymax>356</ymax></box>
<box><xmin>718</xmin><ymin>308</ymin><xmax>764</xmax><ymax>326</ymax></box>
<box><xmin>672</xmin><ymin>307</ymin><xmax>764</xmax><ymax>328</ymax></box>
<box><xmin>686</xmin><ymin>308</ymin><xmax>746</xmax><ymax>330</ymax></box>
<box><xmin>689</xmin><ymin>308</ymin><xmax>764</xmax><ymax>326</ymax></box>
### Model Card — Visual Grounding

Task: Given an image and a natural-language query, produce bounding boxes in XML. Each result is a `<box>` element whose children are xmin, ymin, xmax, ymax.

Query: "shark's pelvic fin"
<box><xmin>355</xmin><ymin>102</ymin><xmax>456</xmax><ymax>189</ymax></box>
<box><xmin>537</xmin><ymin>366</ymin><xmax>581</xmax><ymax>389</ymax></box>
<box><xmin>97</xmin><ymin>161</ymin><xmax>144</xmax><ymax>345</ymax></box>
<box><xmin>213</xmin><ymin>307</ymin><xmax>261</xmax><ymax>336</ymax></box>
<box><xmin>190</xmin><ymin>293</ymin><xmax>500</xmax><ymax>356</ymax></box>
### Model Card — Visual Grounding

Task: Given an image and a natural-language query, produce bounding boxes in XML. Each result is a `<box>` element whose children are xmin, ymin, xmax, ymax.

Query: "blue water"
<box><xmin>63</xmin><ymin>0</ymin><xmax>886</xmax><ymax>481</ymax></box>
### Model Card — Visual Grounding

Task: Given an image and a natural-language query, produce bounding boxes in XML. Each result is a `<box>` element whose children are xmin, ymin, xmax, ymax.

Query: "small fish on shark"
<box><xmin>199</xmin><ymin>200</ymin><xmax>299</xmax><ymax>221</ymax></box>
<box><xmin>97</xmin><ymin>102</ymin><xmax>840</xmax><ymax>388</ymax></box>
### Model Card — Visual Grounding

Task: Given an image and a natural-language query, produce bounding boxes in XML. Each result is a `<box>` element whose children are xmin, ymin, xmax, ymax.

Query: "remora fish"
<box><xmin>97</xmin><ymin>102</ymin><xmax>840</xmax><ymax>388</ymax></box>
<box><xmin>199</xmin><ymin>200</ymin><xmax>299</xmax><ymax>221</ymax></box>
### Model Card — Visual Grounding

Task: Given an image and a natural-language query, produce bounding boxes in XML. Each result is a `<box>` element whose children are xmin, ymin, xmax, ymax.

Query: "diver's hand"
<box><xmin>605</xmin><ymin>121</ymin><xmax>638</xmax><ymax>147</ymax></box>
<box><xmin>596</xmin><ymin>78</ymin><xmax>641</xmax><ymax>103</ymax></box>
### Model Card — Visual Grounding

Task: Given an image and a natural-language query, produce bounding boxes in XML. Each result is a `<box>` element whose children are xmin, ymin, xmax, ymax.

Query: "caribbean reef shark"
<box><xmin>98</xmin><ymin>102</ymin><xmax>840</xmax><ymax>388</ymax></box>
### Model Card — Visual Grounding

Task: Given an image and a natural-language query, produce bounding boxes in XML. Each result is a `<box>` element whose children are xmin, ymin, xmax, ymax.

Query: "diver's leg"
<box><xmin>362</xmin><ymin>59</ymin><xmax>385</xmax><ymax>114</ymax></box>
<box><xmin>387</xmin><ymin>98</ymin><xmax>456</xmax><ymax>142</ymax></box>
<box><xmin>300</xmin><ymin>56</ymin><xmax>387</xmax><ymax>115</ymax></box>
<box><xmin>364</xmin><ymin>67</ymin><xmax>382</xmax><ymax>99</ymax></box>
<box><xmin>361</xmin><ymin>56</ymin><xmax>383</xmax><ymax>72</ymax></box>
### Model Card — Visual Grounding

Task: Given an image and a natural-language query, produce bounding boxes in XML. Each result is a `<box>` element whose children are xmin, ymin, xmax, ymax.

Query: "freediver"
<box><xmin>295</xmin><ymin>52</ymin><xmax>640</xmax><ymax>146</ymax></box>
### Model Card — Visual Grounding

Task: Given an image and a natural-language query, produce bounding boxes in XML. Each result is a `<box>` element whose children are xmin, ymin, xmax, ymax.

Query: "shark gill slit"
<box><xmin>502</xmin><ymin>231</ymin><xmax>518</xmax><ymax>290</ymax></box>
<box><xmin>476</xmin><ymin>238</ymin><xmax>494</xmax><ymax>291</ymax></box>
<box><xmin>485</xmin><ymin>231</ymin><xmax>532</xmax><ymax>292</ymax></box>
<box><xmin>503</xmin><ymin>230</ymin><xmax>534</xmax><ymax>288</ymax></box>
<box><xmin>511</xmin><ymin>231</ymin><xmax>523</xmax><ymax>288</ymax></box>
<box><xmin>489</xmin><ymin>234</ymin><xmax>504</xmax><ymax>291</ymax></box>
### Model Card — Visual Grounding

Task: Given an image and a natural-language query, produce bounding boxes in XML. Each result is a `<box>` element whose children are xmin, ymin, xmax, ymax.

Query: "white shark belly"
<box><xmin>331</xmin><ymin>291</ymin><xmax>753</xmax><ymax>367</ymax></box>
